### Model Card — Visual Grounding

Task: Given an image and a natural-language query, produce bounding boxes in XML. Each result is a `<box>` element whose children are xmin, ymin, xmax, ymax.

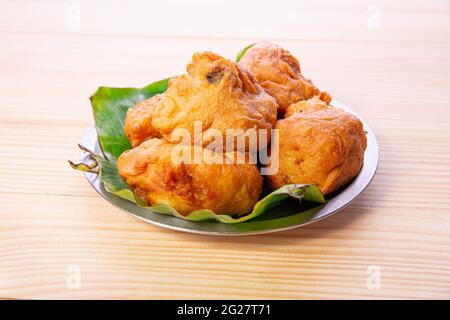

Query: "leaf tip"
<box><xmin>78</xmin><ymin>144</ymin><xmax>95</xmax><ymax>156</ymax></box>
<box><xmin>236</xmin><ymin>43</ymin><xmax>256</xmax><ymax>62</ymax></box>
<box><xmin>67</xmin><ymin>159</ymin><xmax>77</xmax><ymax>169</ymax></box>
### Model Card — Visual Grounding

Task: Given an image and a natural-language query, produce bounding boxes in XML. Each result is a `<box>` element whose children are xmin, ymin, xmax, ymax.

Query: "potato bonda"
<box><xmin>267</xmin><ymin>98</ymin><xmax>367</xmax><ymax>195</ymax></box>
<box><xmin>152</xmin><ymin>51</ymin><xmax>278</xmax><ymax>151</ymax></box>
<box><xmin>118</xmin><ymin>138</ymin><xmax>263</xmax><ymax>216</ymax></box>
<box><xmin>239</xmin><ymin>41</ymin><xmax>331</xmax><ymax>114</ymax></box>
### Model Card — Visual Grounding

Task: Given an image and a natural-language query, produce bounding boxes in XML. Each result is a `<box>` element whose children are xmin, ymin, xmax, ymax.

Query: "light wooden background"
<box><xmin>0</xmin><ymin>0</ymin><xmax>449</xmax><ymax>299</ymax></box>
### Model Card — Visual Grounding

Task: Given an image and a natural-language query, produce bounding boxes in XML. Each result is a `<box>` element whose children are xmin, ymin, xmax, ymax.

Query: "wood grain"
<box><xmin>0</xmin><ymin>0</ymin><xmax>449</xmax><ymax>299</ymax></box>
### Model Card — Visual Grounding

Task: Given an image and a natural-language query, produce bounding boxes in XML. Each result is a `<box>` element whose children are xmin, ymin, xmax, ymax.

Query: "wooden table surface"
<box><xmin>1</xmin><ymin>0</ymin><xmax>449</xmax><ymax>299</ymax></box>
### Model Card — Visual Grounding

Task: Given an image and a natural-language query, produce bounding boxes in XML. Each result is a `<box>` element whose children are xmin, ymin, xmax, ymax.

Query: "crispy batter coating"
<box><xmin>124</xmin><ymin>94</ymin><xmax>162</xmax><ymax>147</ymax></box>
<box><xmin>239</xmin><ymin>41</ymin><xmax>331</xmax><ymax>114</ymax></box>
<box><xmin>117</xmin><ymin>139</ymin><xmax>263</xmax><ymax>216</ymax></box>
<box><xmin>267</xmin><ymin>100</ymin><xmax>367</xmax><ymax>195</ymax></box>
<box><xmin>152</xmin><ymin>51</ymin><xmax>278</xmax><ymax>150</ymax></box>
<box><xmin>284</xmin><ymin>96</ymin><xmax>329</xmax><ymax>117</ymax></box>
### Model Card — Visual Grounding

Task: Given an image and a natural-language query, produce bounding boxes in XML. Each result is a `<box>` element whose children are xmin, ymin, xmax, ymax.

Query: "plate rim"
<box><xmin>80</xmin><ymin>99</ymin><xmax>379</xmax><ymax>236</ymax></box>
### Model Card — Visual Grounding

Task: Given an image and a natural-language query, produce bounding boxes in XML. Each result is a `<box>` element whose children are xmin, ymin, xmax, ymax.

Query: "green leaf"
<box><xmin>67</xmin><ymin>160</ymin><xmax>99</xmax><ymax>174</ymax></box>
<box><xmin>303</xmin><ymin>184</ymin><xmax>326</xmax><ymax>203</ymax></box>
<box><xmin>151</xmin><ymin>184</ymin><xmax>324</xmax><ymax>223</ymax></box>
<box><xmin>90</xmin><ymin>78</ymin><xmax>170</xmax><ymax>160</ymax></box>
<box><xmin>236</xmin><ymin>43</ymin><xmax>255</xmax><ymax>62</ymax></box>
<box><xmin>70</xmin><ymin>147</ymin><xmax>325</xmax><ymax>224</ymax></box>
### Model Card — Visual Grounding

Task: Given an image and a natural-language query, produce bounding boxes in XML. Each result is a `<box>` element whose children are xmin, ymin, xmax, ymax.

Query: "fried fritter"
<box><xmin>284</xmin><ymin>96</ymin><xmax>329</xmax><ymax>117</ymax></box>
<box><xmin>117</xmin><ymin>138</ymin><xmax>263</xmax><ymax>216</ymax></box>
<box><xmin>151</xmin><ymin>51</ymin><xmax>278</xmax><ymax>151</ymax></box>
<box><xmin>124</xmin><ymin>94</ymin><xmax>162</xmax><ymax>147</ymax></box>
<box><xmin>239</xmin><ymin>41</ymin><xmax>331</xmax><ymax>114</ymax></box>
<box><xmin>267</xmin><ymin>99</ymin><xmax>367</xmax><ymax>195</ymax></box>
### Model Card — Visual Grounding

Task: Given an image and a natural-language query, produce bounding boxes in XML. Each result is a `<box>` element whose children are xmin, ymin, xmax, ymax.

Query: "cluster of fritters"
<box><xmin>117</xmin><ymin>42</ymin><xmax>367</xmax><ymax>216</ymax></box>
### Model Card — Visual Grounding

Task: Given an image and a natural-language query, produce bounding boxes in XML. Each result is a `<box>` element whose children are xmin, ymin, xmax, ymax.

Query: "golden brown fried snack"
<box><xmin>117</xmin><ymin>138</ymin><xmax>263</xmax><ymax>216</ymax></box>
<box><xmin>152</xmin><ymin>51</ymin><xmax>278</xmax><ymax>150</ymax></box>
<box><xmin>239</xmin><ymin>41</ymin><xmax>331</xmax><ymax>114</ymax></box>
<box><xmin>124</xmin><ymin>94</ymin><xmax>162</xmax><ymax>147</ymax></box>
<box><xmin>267</xmin><ymin>100</ymin><xmax>367</xmax><ymax>195</ymax></box>
<box><xmin>284</xmin><ymin>96</ymin><xmax>329</xmax><ymax>117</ymax></box>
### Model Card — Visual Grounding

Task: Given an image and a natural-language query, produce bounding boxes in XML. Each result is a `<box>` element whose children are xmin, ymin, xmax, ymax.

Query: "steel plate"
<box><xmin>80</xmin><ymin>100</ymin><xmax>379</xmax><ymax>235</ymax></box>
